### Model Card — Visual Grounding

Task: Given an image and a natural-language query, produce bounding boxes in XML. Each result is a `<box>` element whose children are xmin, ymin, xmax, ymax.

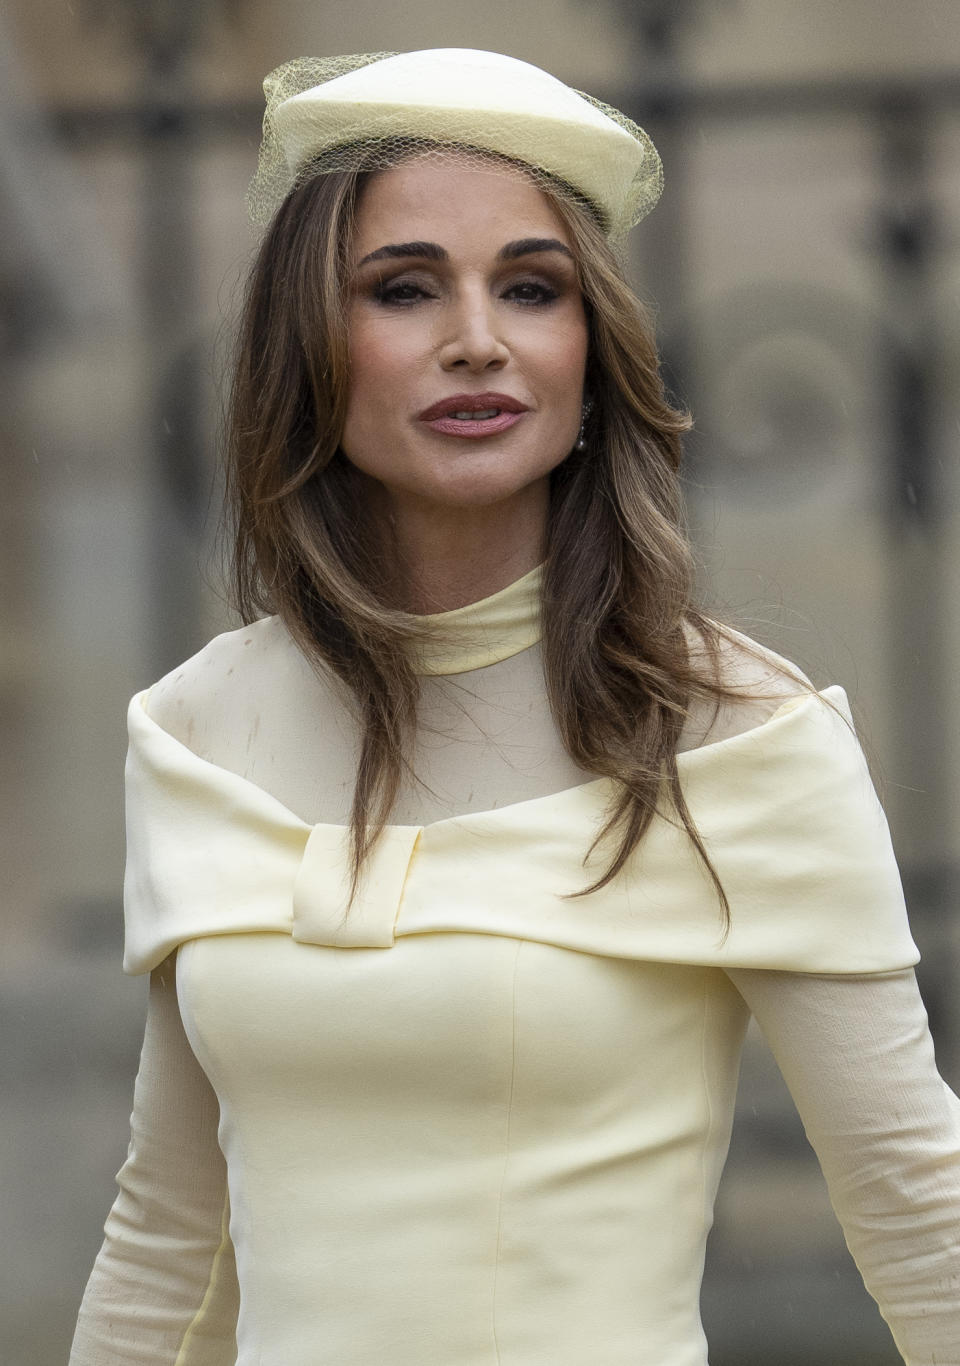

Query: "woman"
<box><xmin>70</xmin><ymin>49</ymin><xmax>960</xmax><ymax>1366</ymax></box>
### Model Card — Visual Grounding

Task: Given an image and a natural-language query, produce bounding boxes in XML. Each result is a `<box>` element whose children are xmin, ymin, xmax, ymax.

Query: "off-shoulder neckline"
<box><xmin>127</xmin><ymin>685</ymin><xmax>846</xmax><ymax>836</ymax></box>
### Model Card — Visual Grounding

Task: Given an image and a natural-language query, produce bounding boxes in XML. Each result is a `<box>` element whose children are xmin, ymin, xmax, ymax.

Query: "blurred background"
<box><xmin>2</xmin><ymin>2</ymin><xmax>959</xmax><ymax>1363</ymax></box>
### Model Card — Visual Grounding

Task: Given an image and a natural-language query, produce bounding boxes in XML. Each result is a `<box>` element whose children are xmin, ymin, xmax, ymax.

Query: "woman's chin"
<box><xmin>400</xmin><ymin>473</ymin><xmax>552</xmax><ymax>516</ymax></box>
<box><xmin>392</xmin><ymin>449</ymin><xmax>569</xmax><ymax>515</ymax></box>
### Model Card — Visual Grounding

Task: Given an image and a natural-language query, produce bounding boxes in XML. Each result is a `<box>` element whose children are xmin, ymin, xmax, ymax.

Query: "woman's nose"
<box><xmin>438</xmin><ymin>292</ymin><xmax>510</xmax><ymax>371</ymax></box>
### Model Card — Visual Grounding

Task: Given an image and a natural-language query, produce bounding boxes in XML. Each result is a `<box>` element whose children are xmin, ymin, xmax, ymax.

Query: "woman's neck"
<box><xmin>402</xmin><ymin>544</ymin><xmax>545</xmax><ymax>614</ymax></box>
<box><xmin>375</xmin><ymin>481</ymin><xmax>549</xmax><ymax>612</ymax></box>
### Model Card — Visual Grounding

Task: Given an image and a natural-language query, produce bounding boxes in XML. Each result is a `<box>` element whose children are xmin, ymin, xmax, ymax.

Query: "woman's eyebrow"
<box><xmin>498</xmin><ymin>238</ymin><xmax>575</xmax><ymax>262</ymax></box>
<box><xmin>356</xmin><ymin>237</ymin><xmax>574</xmax><ymax>268</ymax></box>
<box><xmin>357</xmin><ymin>241</ymin><xmax>446</xmax><ymax>266</ymax></box>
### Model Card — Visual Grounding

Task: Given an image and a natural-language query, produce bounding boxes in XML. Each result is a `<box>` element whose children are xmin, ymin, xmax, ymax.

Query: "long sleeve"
<box><xmin>69</xmin><ymin>955</ymin><xmax>239</xmax><ymax>1365</ymax></box>
<box><xmin>728</xmin><ymin>965</ymin><xmax>960</xmax><ymax>1366</ymax></box>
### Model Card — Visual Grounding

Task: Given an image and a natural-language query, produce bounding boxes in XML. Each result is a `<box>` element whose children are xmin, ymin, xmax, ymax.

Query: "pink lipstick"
<box><xmin>418</xmin><ymin>392</ymin><xmax>528</xmax><ymax>438</ymax></box>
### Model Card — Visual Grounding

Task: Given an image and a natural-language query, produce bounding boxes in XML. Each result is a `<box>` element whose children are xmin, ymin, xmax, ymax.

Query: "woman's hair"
<box><xmin>225</xmin><ymin>145</ymin><xmax>741</xmax><ymax>922</ymax></box>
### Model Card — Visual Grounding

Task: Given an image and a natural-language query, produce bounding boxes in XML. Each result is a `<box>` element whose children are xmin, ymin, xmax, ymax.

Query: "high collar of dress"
<box><xmin>409</xmin><ymin>563</ymin><xmax>544</xmax><ymax>676</ymax></box>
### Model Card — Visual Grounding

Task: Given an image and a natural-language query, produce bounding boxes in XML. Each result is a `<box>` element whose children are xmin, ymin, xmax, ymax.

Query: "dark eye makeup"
<box><xmin>366</xmin><ymin>271</ymin><xmax>564</xmax><ymax>308</ymax></box>
<box><xmin>372</xmin><ymin>278</ymin><xmax>435</xmax><ymax>305</ymax></box>
<box><xmin>504</xmin><ymin>280</ymin><xmax>559</xmax><ymax>305</ymax></box>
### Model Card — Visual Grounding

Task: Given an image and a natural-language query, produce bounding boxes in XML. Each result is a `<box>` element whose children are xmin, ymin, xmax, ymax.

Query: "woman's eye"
<box><xmin>504</xmin><ymin>280</ymin><xmax>559</xmax><ymax>305</ymax></box>
<box><xmin>373</xmin><ymin>279</ymin><xmax>433</xmax><ymax>305</ymax></box>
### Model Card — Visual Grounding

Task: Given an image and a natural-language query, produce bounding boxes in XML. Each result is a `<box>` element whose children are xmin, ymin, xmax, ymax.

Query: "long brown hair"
<box><xmin>225</xmin><ymin>148</ymin><xmax>739</xmax><ymax>920</ymax></box>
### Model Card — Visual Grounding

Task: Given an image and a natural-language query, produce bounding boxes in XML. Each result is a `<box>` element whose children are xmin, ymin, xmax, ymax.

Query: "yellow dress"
<box><xmin>70</xmin><ymin>568</ymin><xmax>960</xmax><ymax>1366</ymax></box>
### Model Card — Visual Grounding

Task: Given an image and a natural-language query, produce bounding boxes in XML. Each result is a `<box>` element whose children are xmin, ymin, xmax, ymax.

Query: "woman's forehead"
<box><xmin>352</xmin><ymin>153</ymin><xmax>573</xmax><ymax>254</ymax></box>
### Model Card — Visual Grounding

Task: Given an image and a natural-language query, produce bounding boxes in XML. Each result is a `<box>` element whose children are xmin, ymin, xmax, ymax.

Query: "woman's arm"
<box><xmin>728</xmin><ymin>964</ymin><xmax>960</xmax><ymax>1366</ymax></box>
<box><xmin>69</xmin><ymin>955</ymin><xmax>239</xmax><ymax>1365</ymax></box>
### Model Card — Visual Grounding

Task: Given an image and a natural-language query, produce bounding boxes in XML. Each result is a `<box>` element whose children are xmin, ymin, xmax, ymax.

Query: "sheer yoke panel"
<box><xmin>146</xmin><ymin>616</ymin><xmax>595</xmax><ymax>828</ymax></box>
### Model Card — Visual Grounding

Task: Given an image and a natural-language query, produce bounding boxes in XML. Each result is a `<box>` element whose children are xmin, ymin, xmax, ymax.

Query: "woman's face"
<box><xmin>341</xmin><ymin>154</ymin><xmax>589</xmax><ymax>521</ymax></box>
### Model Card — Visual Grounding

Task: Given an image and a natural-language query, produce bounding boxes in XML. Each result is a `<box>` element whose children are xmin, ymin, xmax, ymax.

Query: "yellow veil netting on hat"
<box><xmin>246</xmin><ymin>52</ymin><xmax>663</xmax><ymax>240</ymax></box>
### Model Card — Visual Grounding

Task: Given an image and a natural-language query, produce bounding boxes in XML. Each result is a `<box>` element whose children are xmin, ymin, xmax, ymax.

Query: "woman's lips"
<box><xmin>423</xmin><ymin>411</ymin><xmax>525</xmax><ymax>438</ymax></box>
<box><xmin>418</xmin><ymin>393</ymin><xmax>528</xmax><ymax>439</ymax></box>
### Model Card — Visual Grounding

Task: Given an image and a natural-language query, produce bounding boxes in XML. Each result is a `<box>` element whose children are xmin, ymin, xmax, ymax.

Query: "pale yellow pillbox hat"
<box><xmin>249</xmin><ymin>48</ymin><xmax>663</xmax><ymax>238</ymax></box>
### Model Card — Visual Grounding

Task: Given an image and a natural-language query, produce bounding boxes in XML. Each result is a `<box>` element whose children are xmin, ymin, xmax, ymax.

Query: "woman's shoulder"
<box><xmin>131</xmin><ymin>612</ymin><xmax>358</xmax><ymax>828</ymax></box>
<box><xmin>142</xmin><ymin>613</ymin><xmax>347</xmax><ymax>772</ymax></box>
<box><xmin>678</xmin><ymin>619</ymin><xmax>814</xmax><ymax>754</ymax></box>
<box><xmin>145</xmin><ymin>616</ymin><xmax>285</xmax><ymax>745</ymax></box>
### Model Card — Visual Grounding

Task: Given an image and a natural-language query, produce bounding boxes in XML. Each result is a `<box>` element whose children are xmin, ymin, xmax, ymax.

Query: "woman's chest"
<box><xmin>177</xmin><ymin>933</ymin><xmax>749</xmax><ymax>1144</ymax></box>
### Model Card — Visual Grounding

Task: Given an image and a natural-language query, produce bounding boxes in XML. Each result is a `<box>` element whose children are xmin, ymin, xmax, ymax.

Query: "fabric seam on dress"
<box><xmin>172</xmin><ymin>1186</ymin><xmax>232</xmax><ymax>1366</ymax></box>
<box><xmin>491</xmin><ymin>938</ymin><xmax>523</xmax><ymax>1364</ymax></box>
